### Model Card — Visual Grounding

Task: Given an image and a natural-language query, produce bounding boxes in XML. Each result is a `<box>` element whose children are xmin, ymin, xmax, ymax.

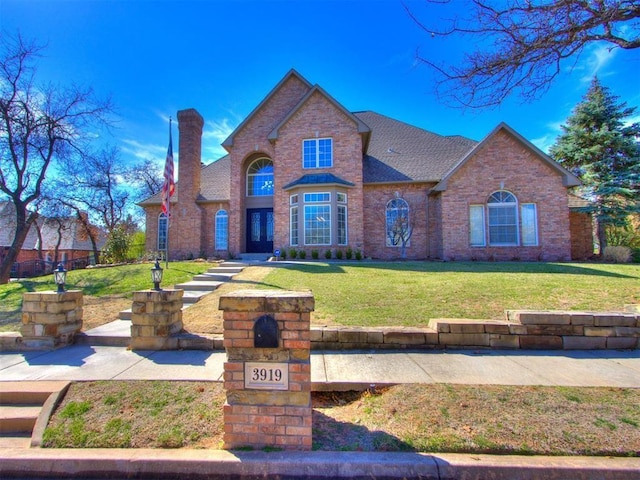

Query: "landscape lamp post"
<box><xmin>151</xmin><ymin>259</ymin><xmax>163</xmax><ymax>291</ymax></box>
<box><xmin>54</xmin><ymin>263</ymin><xmax>67</xmax><ymax>293</ymax></box>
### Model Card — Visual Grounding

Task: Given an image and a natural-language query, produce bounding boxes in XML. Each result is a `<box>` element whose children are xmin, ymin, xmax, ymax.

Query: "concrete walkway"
<box><xmin>1</xmin><ymin>343</ymin><xmax>639</xmax><ymax>388</ymax></box>
<box><xmin>2</xmin><ymin>344</ymin><xmax>639</xmax><ymax>479</ymax></box>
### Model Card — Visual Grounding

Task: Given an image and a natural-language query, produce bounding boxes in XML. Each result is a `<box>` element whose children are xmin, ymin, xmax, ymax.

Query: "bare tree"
<box><xmin>405</xmin><ymin>1</ymin><xmax>640</xmax><ymax>108</ymax></box>
<box><xmin>0</xmin><ymin>33</ymin><xmax>112</xmax><ymax>283</ymax></box>
<box><xmin>125</xmin><ymin>158</ymin><xmax>164</xmax><ymax>200</ymax></box>
<box><xmin>57</xmin><ymin>146</ymin><xmax>129</xmax><ymax>234</ymax></box>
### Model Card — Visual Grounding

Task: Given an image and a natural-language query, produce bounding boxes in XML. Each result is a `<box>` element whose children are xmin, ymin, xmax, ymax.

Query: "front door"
<box><xmin>246</xmin><ymin>208</ymin><xmax>274</xmax><ymax>253</ymax></box>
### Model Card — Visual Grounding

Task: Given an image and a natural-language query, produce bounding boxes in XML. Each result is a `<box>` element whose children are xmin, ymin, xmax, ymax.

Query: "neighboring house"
<box><xmin>0</xmin><ymin>201</ymin><xmax>105</xmax><ymax>277</ymax></box>
<box><xmin>140</xmin><ymin>70</ymin><xmax>593</xmax><ymax>262</ymax></box>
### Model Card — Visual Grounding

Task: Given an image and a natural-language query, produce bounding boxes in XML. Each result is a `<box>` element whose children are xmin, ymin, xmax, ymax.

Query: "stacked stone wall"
<box><xmin>130</xmin><ymin>289</ymin><xmax>184</xmax><ymax>350</ymax></box>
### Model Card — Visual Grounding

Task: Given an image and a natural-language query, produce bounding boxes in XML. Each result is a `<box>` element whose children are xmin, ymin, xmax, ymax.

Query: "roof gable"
<box><xmin>222</xmin><ymin>69</ymin><xmax>313</xmax><ymax>150</ymax></box>
<box><xmin>433</xmin><ymin>122</ymin><xmax>581</xmax><ymax>192</ymax></box>
<box><xmin>268</xmin><ymin>85</ymin><xmax>370</xmax><ymax>142</ymax></box>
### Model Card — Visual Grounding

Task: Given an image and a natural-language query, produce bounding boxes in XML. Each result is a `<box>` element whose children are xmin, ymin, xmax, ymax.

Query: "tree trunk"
<box><xmin>0</xmin><ymin>210</ymin><xmax>38</xmax><ymax>284</ymax></box>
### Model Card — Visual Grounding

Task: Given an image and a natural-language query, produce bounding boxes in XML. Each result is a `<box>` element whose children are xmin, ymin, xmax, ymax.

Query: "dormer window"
<box><xmin>303</xmin><ymin>138</ymin><xmax>333</xmax><ymax>169</ymax></box>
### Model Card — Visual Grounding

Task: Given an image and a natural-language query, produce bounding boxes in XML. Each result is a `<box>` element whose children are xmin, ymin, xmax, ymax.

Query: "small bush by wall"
<box><xmin>603</xmin><ymin>246</ymin><xmax>632</xmax><ymax>263</ymax></box>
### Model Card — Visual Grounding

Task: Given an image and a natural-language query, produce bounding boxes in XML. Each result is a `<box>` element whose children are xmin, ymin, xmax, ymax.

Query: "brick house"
<box><xmin>0</xmin><ymin>201</ymin><xmax>104</xmax><ymax>277</ymax></box>
<box><xmin>141</xmin><ymin>70</ymin><xmax>593</xmax><ymax>261</ymax></box>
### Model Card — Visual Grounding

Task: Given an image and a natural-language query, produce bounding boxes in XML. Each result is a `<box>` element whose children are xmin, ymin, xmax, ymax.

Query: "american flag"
<box><xmin>161</xmin><ymin>124</ymin><xmax>174</xmax><ymax>217</ymax></box>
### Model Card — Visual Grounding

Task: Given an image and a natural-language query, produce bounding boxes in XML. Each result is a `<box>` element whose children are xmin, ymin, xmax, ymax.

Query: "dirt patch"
<box><xmin>82</xmin><ymin>295</ymin><xmax>131</xmax><ymax>331</ymax></box>
<box><xmin>44</xmin><ymin>381</ymin><xmax>640</xmax><ymax>456</ymax></box>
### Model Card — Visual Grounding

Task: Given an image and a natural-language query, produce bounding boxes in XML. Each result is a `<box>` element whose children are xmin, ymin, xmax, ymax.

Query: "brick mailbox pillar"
<box><xmin>130</xmin><ymin>289</ymin><xmax>184</xmax><ymax>350</ymax></box>
<box><xmin>21</xmin><ymin>290</ymin><xmax>83</xmax><ymax>349</ymax></box>
<box><xmin>219</xmin><ymin>289</ymin><xmax>314</xmax><ymax>451</ymax></box>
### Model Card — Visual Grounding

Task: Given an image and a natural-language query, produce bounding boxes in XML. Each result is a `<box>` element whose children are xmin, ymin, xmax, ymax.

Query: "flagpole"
<box><xmin>166</xmin><ymin>117</ymin><xmax>172</xmax><ymax>270</ymax></box>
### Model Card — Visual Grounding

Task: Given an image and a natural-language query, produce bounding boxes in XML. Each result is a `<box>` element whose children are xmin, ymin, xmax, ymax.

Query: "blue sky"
<box><xmin>2</xmin><ymin>0</ymin><xmax>639</xmax><ymax>173</ymax></box>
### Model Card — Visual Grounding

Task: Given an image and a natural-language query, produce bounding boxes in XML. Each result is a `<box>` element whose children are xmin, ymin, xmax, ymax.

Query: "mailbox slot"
<box><xmin>254</xmin><ymin>314</ymin><xmax>279</xmax><ymax>348</ymax></box>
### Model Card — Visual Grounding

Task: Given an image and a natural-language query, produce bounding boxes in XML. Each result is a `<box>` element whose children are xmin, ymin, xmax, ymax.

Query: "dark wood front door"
<box><xmin>246</xmin><ymin>208</ymin><xmax>274</xmax><ymax>253</ymax></box>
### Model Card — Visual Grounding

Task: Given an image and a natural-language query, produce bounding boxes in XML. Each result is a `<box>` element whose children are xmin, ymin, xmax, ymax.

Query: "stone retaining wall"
<box><xmin>310</xmin><ymin>308</ymin><xmax>640</xmax><ymax>350</ymax></box>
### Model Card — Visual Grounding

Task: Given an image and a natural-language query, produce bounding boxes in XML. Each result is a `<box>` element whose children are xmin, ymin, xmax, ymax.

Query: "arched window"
<box><xmin>215</xmin><ymin>209</ymin><xmax>228</xmax><ymax>250</ymax></box>
<box><xmin>386</xmin><ymin>197</ymin><xmax>411</xmax><ymax>247</ymax></box>
<box><xmin>157</xmin><ymin>213</ymin><xmax>168</xmax><ymax>251</ymax></box>
<box><xmin>246</xmin><ymin>158</ymin><xmax>274</xmax><ymax>196</ymax></box>
<box><xmin>487</xmin><ymin>191</ymin><xmax>518</xmax><ymax>245</ymax></box>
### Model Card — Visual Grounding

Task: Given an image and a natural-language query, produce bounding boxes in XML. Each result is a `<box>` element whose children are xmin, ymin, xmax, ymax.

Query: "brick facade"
<box><xmin>219</xmin><ymin>290</ymin><xmax>314</xmax><ymax>451</ymax></box>
<box><xmin>143</xmin><ymin>70</ymin><xmax>590</xmax><ymax>261</ymax></box>
<box><xmin>437</xmin><ymin>130</ymin><xmax>573</xmax><ymax>261</ymax></box>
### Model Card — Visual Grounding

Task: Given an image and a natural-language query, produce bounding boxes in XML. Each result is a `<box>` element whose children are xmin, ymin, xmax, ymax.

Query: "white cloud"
<box><xmin>202</xmin><ymin>118</ymin><xmax>236</xmax><ymax>161</ymax></box>
<box><xmin>120</xmin><ymin>139</ymin><xmax>166</xmax><ymax>161</ymax></box>
<box><xmin>576</xmin><ymin>44</ymin><xmax>618</xmax><ymax>83</ymax></box>
<box><xmin>532</xmin><ymin>119</ymin><xmax>565</xmax><ymax>154</ymax></box>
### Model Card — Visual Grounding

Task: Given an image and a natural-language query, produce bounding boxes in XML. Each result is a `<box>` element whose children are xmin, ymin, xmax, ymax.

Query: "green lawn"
<box><xmin>260</xmin><ymin>262</ymin><xmax>640</xmax><ymax>327</ymax></box>
<box><xmin>0</xmin><ymin>261</ymin><xmax>217</xmax><ymax>331</ymax></box>
<box><xmin>1</xmin><ymin>260</ymin><xmax>638</xmax><ymax>331</ymax></box>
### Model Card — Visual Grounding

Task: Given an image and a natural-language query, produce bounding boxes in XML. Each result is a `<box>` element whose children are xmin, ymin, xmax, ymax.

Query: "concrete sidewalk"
<box><xmin>2</xmin><ymin>345</ymin><xmax>640</xmax><ymax>479</ymax></box>
<box><xmin>1</xmin><ymin>343</ymin><xmax>639</xmax><ymax>388</ymax></box>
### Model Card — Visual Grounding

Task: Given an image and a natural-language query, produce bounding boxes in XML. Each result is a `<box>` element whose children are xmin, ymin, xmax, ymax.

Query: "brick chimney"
<box><xmin>177</xmin><ymin>108</ymin><xmax>204</xmax><ymax>202</ymax></box>
<box><xmin>170</xmin><ymin>108</ymin><xmax>204</xmax><ymax>259</ymax></box>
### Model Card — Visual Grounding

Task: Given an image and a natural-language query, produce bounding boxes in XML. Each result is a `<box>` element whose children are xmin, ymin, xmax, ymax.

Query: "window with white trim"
<box><xmin>469</xmin><ymin>191</ymin><xmax>539</xmax><ymax>247</ymax></box>
<box><xmin>488</xmin><ymin>191</ymin><xmax>518</xmax><ymax>245</ymax></box>
<box><xmin>303</xmin><ymin>138</ymin><xmax>333</xmax><ymax>168</ymax></box>
<box><xmin>337</xmin><ymin>193</ymin><xmax>347</xmax><ymax>245</ymax></box>
<box><xmin>290</xmin><ymin>206</ymin><xmax>299</xmax><ymax>246</ymax></box>
<box><xmin>247</xmin><ymin>158</ymin><xmax>274</xmax><ymax>196</ymax></box>
<box><xmin>157</xmin><ymin>213</ymin><xmax>168</xmax><ymax>251</ymax></box>
<box><xmin>469</xmin><ymin>205</ymin><xmax>486</xmax><ymax>247</ymax></box>
<box><xmin>215</xmin><ymin>210</ymin><xmax>228</xmax><ymax>250</ymax></box>
<box><xmin>521</xmin><ymin>203</ymin><xmax>538</xmax><ymax>246</ymax></box>
<box><xmin>386</xmin><ymin>198</ymin><xmax>411</xmax><ymax>247</ymax></box>
<box><xmin>303</xmin><ymin>192</ymin><xmax>331</xmax><ymax>245</ymax></box>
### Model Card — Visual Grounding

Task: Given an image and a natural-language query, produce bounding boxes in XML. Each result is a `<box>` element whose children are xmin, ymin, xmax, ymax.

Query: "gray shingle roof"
<box><xmin>139</xmin><ymin>155</ymin><xmax>231</xmax><ymax>206</ymax></box>
<box><xmin>355</xmin><ymin>111</ymin><xmax>478</xmax><ymax>184</ymax></box>
<box><xmin>282</xmin><ymin>173</ymin><xmax>356</xmax><ymax>190</ymax></box>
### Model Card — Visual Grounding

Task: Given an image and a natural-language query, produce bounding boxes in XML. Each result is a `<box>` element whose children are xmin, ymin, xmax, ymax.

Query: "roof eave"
<box><xmin>223</xmin><ymin>69</ymin><xmax>313</xmax><ymax>149</ymax></box>
<box><xmin>268</xmin><ymin>84</ymin><xmax>371</xmax><ymax>142</ymax></box>
<box><xmin>433</xmin><ymin>122</ymin><xmax>582</xmax><ymax>192</ymax></box>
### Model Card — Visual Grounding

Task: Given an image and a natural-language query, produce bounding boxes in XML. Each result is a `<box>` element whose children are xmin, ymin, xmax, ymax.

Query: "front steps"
<box><xmin>117</xmin><ymin>262</ymin><xmax>247</xmax><ymax>321</ymax></box>
<box><xmin>0</xmin><ymin>381</ymin><xmax>70</xmax><ymax>449</ymax></box>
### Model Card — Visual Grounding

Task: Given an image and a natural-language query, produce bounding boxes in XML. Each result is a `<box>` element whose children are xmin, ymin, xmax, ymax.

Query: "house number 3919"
<box><xmin>252</xmin><ymin>367</ymin><xmax>282</xmax><ymax>382</ymax></box>
<box><xmin>244</xmin><ymin>362</ymin><xmax>289</xmax><ymax>390</ymax></box>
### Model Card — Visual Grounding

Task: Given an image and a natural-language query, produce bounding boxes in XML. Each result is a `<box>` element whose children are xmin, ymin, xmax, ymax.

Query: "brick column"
<box><xmin>219</xmin><ymin>289</ymin><xmax>314</xmax><ymax>451</ymax></box>
<box><xmin>21</xmin><ymin>290</ymin><xmax>83</xmax><ymax>349</ymax></box>
<box><xmin>130</xmin><ymin>289</ymin><xmax>183</xmax><ymax>350</ymax></box>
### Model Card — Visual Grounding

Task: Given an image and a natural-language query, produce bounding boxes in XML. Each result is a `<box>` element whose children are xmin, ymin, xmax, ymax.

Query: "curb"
<box><xmin>1</xmin><ymin>449</ymin><xmax>639</xmax><ymax>479</ymax></box>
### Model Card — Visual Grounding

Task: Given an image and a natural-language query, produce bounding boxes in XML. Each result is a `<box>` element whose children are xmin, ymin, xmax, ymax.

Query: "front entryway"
<box><xmin>246</xmin><ymin>208</ymin><xmax>274</xmax><ymax>253</ymax></box>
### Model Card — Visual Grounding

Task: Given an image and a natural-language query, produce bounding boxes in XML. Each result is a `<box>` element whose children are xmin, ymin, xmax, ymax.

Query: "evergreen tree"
<box><xmin>549</xmin><ymin>77</ymin><xmax>640</xmax><ymax>253</ymax></box>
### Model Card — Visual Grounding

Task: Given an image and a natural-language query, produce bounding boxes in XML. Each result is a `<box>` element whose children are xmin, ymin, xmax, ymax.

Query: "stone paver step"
<box><xmin>192</xmin><ymin>272</ymin><xmax>236</xmax><ymax>282</ymax></box>
<box><xmin>0</xmin><ymin>381</ymin><xmax>69</xmax><ymax>404</ymax></box>
<box><xmin>0</xmin><ymin>434</ymin><xmax>31</xmax><ymax>449</ymax></box>
<box><xmin>0</xmin><ymin>405</ymin><xmax>41</xmax><ymax>433</ymax></box>
<box><xmin>173</xmin><ymin>280</ymin><xmax>223</xmax><ymax>291</ymax></box>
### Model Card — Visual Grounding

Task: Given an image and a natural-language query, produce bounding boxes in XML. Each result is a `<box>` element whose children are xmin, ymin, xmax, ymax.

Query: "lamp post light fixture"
<box><xmin>151</xmin><ymin>259</ymin><xmax>163</xmax><ymax>291</ymax></box>
<box><xmin>54</xmin><ymin>263</ymin><xmax>67</xmax><ymax>293</ymax></box>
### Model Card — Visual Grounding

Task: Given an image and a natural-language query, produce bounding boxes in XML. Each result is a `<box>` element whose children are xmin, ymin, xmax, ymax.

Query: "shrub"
<box><xmin>602</xmin><ymin>246</ymin><xmax>632</xmax><ymax>263</ymax></box>
<box><xmin>324</xmin><ymin>249</ymin><xmax>332</xmax><ymax>259</ymax></box>
<box><xmin>299</xmin><ymin>250</ymin><xmax>307</xmax><ymax>259</ymax></box>
<box><xmin>102</xmin><ymin>225</ymin><xmax>132</xmax><ymax>263</ymax></box>
<box><xmin>279</xmin><ymin>249</ymin><xmax>286</xmax><ymax>260</ymax></box>
<box><xmin>355</xmin><ymin>250</ymin><xmax>362</xmax><ymax>261</ymax></box>
<box><xmin>311</xmin><ymin>249</ymin><xmax>319</xmax><ymax>260</ymax></box>
<box><xmin>345</xmin><ymin>247</ymin><xmax>353</xmax><ymax>260</ymax></box>
<box><xmin>335</xmin><ymin>250</ymin><xmax>343</xmax><ymax>260</ymax></box>
<box><xmin>288</xmin><ymin>249</ymin><xmax>297</xmax><ymax>259</ymax></box>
